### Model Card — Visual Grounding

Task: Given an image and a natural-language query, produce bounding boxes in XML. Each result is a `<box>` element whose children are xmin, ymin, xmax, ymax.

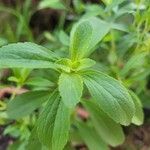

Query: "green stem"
<box><xmin>58</xmin><ymin>0</ymin><xmax>71</xmax><ymax>29</ymax></box>
<box><xmin>111</xmin><ymin>30</ymin><xmax>116</xmax><ymax>51</ymax></box>
<box><xmin>10</xmin><ymin>85</ymin><xmax>21</xmax><ymax>100</ymax></box>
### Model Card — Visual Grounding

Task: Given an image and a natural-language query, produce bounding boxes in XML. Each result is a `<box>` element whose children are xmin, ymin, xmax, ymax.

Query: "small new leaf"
<box><xmin>0</xmin><ymin>42</ymin><xmax>58</xmax><ymax>69</ymax></box>
<box><xmin>70</xmin><ymin>17</ymin><xmax>111</xmax><ymax>60</ymax></box>
<box><xmin>76</xmin><ymin>58</ymin><xmax>96</xmax><ymax>71</ymax></box>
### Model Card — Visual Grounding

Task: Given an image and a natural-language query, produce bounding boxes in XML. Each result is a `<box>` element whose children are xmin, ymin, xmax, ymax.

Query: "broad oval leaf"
<box><xmin>7</xmin><ymin>90</ymin><xmax>50</xmax><ymax>119</ymax></box>
<box><xmin>120</xmin><ymin>52</ymin><xmax>148</xmax><ymax>77</ymax></box>
<box><xmin>82</xmin><ymin>100</ymin><xmax>125</xmax><ymax>146</ymax></box>
<box><xmin>70</xmin><ymin>17</ymin><xmax>111</xmax><ymax>60</ymax></box>
<box><xmin>0</xmin><ymin>42</ymin><xmax>58</xmax><ymax>69</ymax></box>
<box><xmin>59</xmin><ymin>73</ymin><xmax>83</xmax><ymax>108</ymax></box>
<box><xmin>27</xmin><ymin>127</ymin><xmax>43</xmax><ymax>150</ymax></box>
<box><xmin>37</xmin><ymin>90</ymin><xmax>71</xmax><ymax>150</ymax></box>
<box><xmin>81</xmin><ymin>70</ymin><xmax>135</xmax><ymax>125</ymax></box>
<box><xmin>130</xmin><ymin>91</ymin><xmax>144</xmax><ymax>125</ymax></box>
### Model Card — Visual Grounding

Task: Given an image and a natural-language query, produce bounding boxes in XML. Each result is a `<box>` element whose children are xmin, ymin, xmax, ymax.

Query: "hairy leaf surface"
<box><xmin>70</xmin><ymin>17</ymin><xmax>110</xmax><ymax>60</ymax></box>
<box><xmin>76</xmin><ymin>58</ymin><xmax>96</xmax><ymax>71</ymax></box>
<box><xmin>7</xmin><ymin>91</ymin><xmax>50</xmax><ymax>119</ymax></box>
<box><xmin>27</xmin><ymin>127</ymin><xmax>43</xmax><ymax>150</ymax></box>
<box><xmin>59</xmin><ymin>73</ymin><xmax>83</xmax><ymax>108</ymax></box>
<box><xmin>130</xmin><ymin>91</ymin><xmax>144</xmax><ymax>125</ymax></box>
<box><xmin>0</xmin><ymin>42</ymin><xmax>58</xmax><ymax>69</ymax></box>
<box><xmin>37</xmin><ymin>91</ymin><xmax>71</xmax><ymax>150</ymax></box>
<box><xmin>82</xmin><ymin>70</ymin><xmax>135</xmax><ymax>125</ymax></box>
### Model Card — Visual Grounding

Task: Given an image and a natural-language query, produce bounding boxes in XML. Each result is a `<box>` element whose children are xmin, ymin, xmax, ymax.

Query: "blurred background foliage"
<box><xmin>0</xmin><ymin>0</ymin><xmax>150</xmax><ymax>150</ymax></box>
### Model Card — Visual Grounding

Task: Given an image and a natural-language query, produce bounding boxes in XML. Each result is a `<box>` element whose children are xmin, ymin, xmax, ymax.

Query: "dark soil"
<box><xmin>112</xmin><ymin>124</ymin><xmax>150</xmax><ymax>150</ymax></box>
<box><xmin>0</xmin><ymin>126</ymin><xmax>14</xmax><ymax>150</ymax></box>
<box><xmin>30</xmin><ymin>9</ymin><xmax>60</xmax><ymax>36</ymax></box>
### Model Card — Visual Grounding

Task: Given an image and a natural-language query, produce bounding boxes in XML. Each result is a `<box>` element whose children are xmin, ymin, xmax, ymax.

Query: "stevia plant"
<box><xmin>0</xmin><ymin>17</ymin><xmax>144</xmax><ymax>150</ymax></box>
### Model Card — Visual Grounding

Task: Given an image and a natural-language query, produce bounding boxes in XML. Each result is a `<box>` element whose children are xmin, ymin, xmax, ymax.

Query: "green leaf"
<box><xmin>83</xmin><ymin>100</ymin><xmax>125</xmax><ymax>146</ymax></box>
<box><xmin>73</xmin><ymin>0</ymin><xmax>85</xmax><ymax>14</ymax></box>
<box><xmin>39</xmin><ymin>0</ymin><xmax>66</xmax><ymax>10</ymax></box>
<box><xmin>55</xmin><ymin>58</ymin><xmax>71</xmax><ymax>73</ymax></box>
<box><xmin>112</xmin><ymin>23</ymin><xmax>129</xmax><ymax>32</ymax></box>
<box><xmin>58</xmin><ymin>30</ymin><xmax>70</xmax><ymax>46</ymax></box>
<box><xmin>77</xmin><ymin>121</ymin><xmax>109</xmax><ymax>150</ymax></box>
<box><xmin>130</xmin><ymin>91</ymin><xmax>144</xmax><ymax>125</ymax></box>
<box><xmin>55</xmin><ymin>58</ymin><xmax>95</xmax><ymax>72</ymax></box>
<box><xmin>9</xmin><ymin>68</ymin><xmax>32</xmax><ymax>85</ymax></box>
<box><xmin>27</xmin><ymin>128</ymin><xmax>43</xmax><ymax>150</ymax></box>
<box><xmin>82</xmin><ymin>4</ymin><xmax>105</xmax><ymax>19</ymax></box>
<box><xmin>63</xmin><ymin>144</ymin><xmax>73</xmax><ymax>150</ymax></box>
<box><xmin>81</xmin><ymin>70</ymin><xmax>135</xmax><ymax>125</ymax></box>
<box><xmin>0</xmin><ymin>37</ymin><xmax>8</xmax><ymax>47</ymax></box>
<box><xmin>140</xmin><ymin>92</ymin><xmax>150</xmax><ymax>109</ymax></box>
<box><xmin>105</xmin><ymin>0</ymin><xmax>124</xmax><ymax>11</ymax></box>
<box><xmin>26</xmin><ymin>77</ymin><xmax>54</xmax><ymax>87</ymax></box>
<box><xmin>0</xmin><ymin>42</ymin><xmax>58</xmax><ymax>69</ymax></box>
<box><xmin>37</xmin><ymin>91</ymin><xmax>71</xmax><ymax>150</ymax></box>
<box><xmin>70</xmin><ymin>17</ymin><xmax>110</xmax><ymax>60</ymax></box>
<box><xmin>120</xmin><ymin>52</ymin><xmax>147</xmax><ymax>76</ymax></box>
<box><xmin>8</xmin><ymin>76</ymin><xmax>19</xmax><ymax>83</ymax></box>
<box><xmin>7</xmin><ymin>91</ymin><xmax>50</xmax><ymax>119</ymax></box>
<box><xmin>76</xmin><ymin>58</ymin><xmax>96</xmax><ymax>71</ymax></box>
<box><xmin>59</xmin><ymin>73</ymin><xmax>83</xmax><ymax>108</ymax></box>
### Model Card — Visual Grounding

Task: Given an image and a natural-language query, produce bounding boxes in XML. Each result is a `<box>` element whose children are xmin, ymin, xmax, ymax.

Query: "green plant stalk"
<box><xmin>10</xmin><ymin>85</ymin><xmax>22</xmax><ymax>100</ymax></box>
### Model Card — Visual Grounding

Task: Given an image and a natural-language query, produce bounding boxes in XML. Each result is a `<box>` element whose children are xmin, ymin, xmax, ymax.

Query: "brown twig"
<box><xmin>0</xmin><ymin>87</ymin><xmax>28</xmax><ymax>99</ymax></box>
<box><xmin>76</xmin><ymin>107</ymin><xmax>89</xmax><ymax>120</ymax></box>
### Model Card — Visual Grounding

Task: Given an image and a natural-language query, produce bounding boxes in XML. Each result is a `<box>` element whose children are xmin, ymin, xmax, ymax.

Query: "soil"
<box><xmin>0</xmin><ymin>126</ymin><xmax>14</xmax><ymax>150</ymax></box>
<box><xmin>112</xmin><ymin>124</ymin><xmax>150</xmax><ymax>150</ymax></box>
<box><xmin>30</xmin><ymin>9</ymin><xmax>60</xmax><ymax>36</ymax></box>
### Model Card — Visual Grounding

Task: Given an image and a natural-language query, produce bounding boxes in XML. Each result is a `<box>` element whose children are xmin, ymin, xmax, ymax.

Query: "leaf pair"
<box><xmin>58</xmin><ymin>69</ymin><xmax>142</xmax><ymax>125</ymax></box>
